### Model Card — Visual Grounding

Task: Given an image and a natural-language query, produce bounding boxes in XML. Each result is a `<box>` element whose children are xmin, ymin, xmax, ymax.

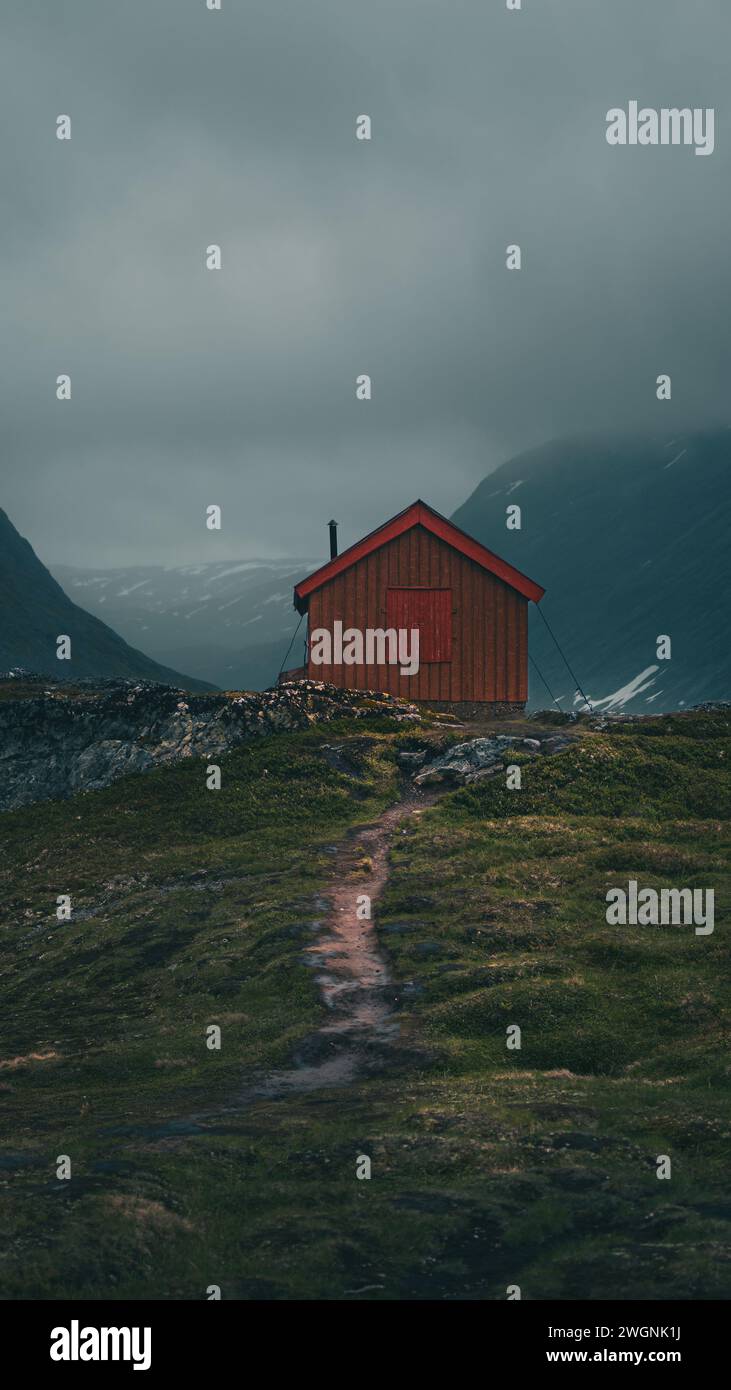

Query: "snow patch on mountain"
<box><xmin>587</xmin><ymin>665</ymin><xmax>660</xmax><ymax>711</ymax></box>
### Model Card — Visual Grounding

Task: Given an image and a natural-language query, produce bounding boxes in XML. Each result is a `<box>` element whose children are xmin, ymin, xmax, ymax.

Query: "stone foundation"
<box><xmin>419</xmin><ymin>700</ymin><xmax>525</xmax><ymax>720</ymax></box>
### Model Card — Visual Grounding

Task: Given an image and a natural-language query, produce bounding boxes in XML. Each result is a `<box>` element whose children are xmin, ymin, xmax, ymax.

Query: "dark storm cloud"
<box><xmin>2</xmin><ymin>0</ymin><xmax>729</xmax><ymax>565</ymax></box>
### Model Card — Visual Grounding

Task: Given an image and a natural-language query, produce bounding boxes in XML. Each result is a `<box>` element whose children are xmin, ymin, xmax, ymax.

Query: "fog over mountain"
<box><xmin>452</xmin><ymin>428</ymin><xmax>731</xmax><ymax>713</ymax></box>
<box><xmin>2</xmin><ymin>0</ymin><xmax>730</xmax><ymax>568</ymax></box>
<box><xmin>2</xmin><ymin>2</ymin><xmax>728</xmax><ymax>708</ymax></box>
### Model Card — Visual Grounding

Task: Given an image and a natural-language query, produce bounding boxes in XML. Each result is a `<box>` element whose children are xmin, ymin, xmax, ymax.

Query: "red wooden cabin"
<box><xmin>289</xmin><ymin>500</ymin><xmax>545</xmax><ymax>711</ymax></box>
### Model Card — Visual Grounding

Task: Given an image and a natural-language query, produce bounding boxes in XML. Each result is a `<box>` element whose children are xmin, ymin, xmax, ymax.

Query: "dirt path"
<box><xmin>118</xmin><ymin>783</ymin><xmax>440</xmax><ymax>1139</ymax></box>
<box><xmin>250</xmin><ymin>786</ymin><xmax>439</xmax><ymax>1098</ymax></box>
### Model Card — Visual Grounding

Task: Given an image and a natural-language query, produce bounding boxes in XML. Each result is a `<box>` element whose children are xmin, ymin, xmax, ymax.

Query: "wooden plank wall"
<box><xmin>305</xmin><ymin>525</ymin><xmax>528</xmax><ymax>703</ymax></box>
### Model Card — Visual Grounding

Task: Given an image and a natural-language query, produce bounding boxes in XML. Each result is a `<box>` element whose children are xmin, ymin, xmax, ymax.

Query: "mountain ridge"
<box><xmin>0</xmin><ymin>508</ymin><xmax>216</xmax><ymax>691</ymax></box>
<box><xmin>452</xmin><ymin>428</ymin><xmax>731</xmax><ymax>712</ymax></box>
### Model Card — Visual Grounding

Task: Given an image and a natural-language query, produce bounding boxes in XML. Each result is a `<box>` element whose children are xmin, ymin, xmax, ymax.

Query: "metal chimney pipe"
<box><xmin>328</xmin><ymin>519</ymin><xmax>338</xmax><ymax>559</ymax></box>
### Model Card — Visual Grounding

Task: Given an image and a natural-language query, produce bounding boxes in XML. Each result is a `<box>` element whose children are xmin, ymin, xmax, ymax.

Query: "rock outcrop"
<box><xmin>403</xmin><ymin>732</ymin><xmax>573</xmax><ymax>787</ymax></box>
<box><xmin>0</xmin><ymin>676</ymin><xmax>421</xmax><ymax>812</ymax></box>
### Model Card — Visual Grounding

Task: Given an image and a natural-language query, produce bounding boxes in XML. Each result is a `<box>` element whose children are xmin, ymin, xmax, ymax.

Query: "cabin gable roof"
<box><xmin>293</xmin><ymin>499</ymin><xmax>545</xmax><ymax>613</ymax></box>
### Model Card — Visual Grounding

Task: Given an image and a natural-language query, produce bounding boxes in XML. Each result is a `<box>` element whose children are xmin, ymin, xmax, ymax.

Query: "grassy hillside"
<box><xmin>1</xmin><ymin>711</ymin><xmax>729</xmax><ymax>1299</ymax></box>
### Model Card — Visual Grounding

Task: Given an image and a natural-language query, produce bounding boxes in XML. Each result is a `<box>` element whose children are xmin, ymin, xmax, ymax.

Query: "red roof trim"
<box><xmin>293</xmin><ymin>500</ymin><xmax>545</xmax><ymax>611</ymax></box>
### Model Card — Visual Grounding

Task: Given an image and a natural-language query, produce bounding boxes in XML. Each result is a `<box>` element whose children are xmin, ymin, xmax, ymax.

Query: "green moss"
<box><xmin>1</xmin><ymin>711</ymin><xmax>730</xmax><ymax>1300</ymax></box>
<box><xmin>447</xmin><ymin>727</ymin><xmax>731</xmax><ymax>820</ymax></box>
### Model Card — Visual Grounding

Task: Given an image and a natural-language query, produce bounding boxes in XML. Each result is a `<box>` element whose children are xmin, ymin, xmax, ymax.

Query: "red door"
<box><xmin>386</xmin><ymin>588</ymin><xmax>452</xmax><ymax>662</ymax></box>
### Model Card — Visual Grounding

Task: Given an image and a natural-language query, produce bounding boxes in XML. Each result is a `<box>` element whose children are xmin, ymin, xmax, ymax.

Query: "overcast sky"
<box><xmin>2</xmin><ymin>0</ymin><xmax>729</xmax><ymax>566</ymax></box>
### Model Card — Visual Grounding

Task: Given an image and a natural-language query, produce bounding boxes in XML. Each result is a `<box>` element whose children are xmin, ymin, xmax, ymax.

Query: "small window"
<box><xmin>386</xmin><ymin>588</ymin><xmax>452</xmax><ymax>662</ymax></box>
